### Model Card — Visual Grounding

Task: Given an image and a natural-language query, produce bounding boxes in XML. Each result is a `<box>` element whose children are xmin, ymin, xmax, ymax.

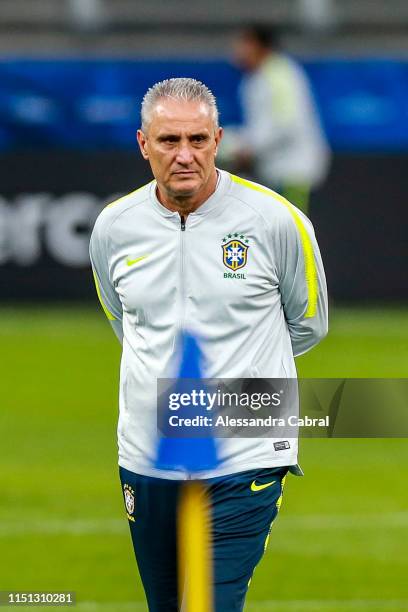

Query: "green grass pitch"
<box><xmin>1</xmin><ymin>305</ymin><xmax>407</xmax><ymax>611</ymax></box>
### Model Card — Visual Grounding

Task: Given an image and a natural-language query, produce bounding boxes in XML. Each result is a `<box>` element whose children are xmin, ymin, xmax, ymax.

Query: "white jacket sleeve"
<box><xmin>277</xmin><ymin>207</ymin><xmax>328</xmax><ymax>356</ymax></box>
<box><xmin>89</xmin><ymin>216</ymin><xmax>123</xmax><ymax>344</ymax></box>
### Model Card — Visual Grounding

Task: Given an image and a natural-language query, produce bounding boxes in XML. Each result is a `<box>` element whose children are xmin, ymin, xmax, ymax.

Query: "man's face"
<box><xmin>137</xmin><ymin>98</ymin><xmax>222</xmax><ymax>202</ymax></box>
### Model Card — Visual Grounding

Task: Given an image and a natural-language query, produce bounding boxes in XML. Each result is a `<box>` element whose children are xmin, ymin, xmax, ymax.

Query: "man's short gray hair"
<box><xmin>141</xmin><ymin>77</ymin><xmax>219</xmax><ymax>132</ymax></box>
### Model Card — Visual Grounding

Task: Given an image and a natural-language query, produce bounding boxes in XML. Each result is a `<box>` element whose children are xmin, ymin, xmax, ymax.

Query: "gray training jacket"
<box><xmin>89</xmin><ymin>169</ymin><xmax>328</xmax><ymax>479</ymax></box>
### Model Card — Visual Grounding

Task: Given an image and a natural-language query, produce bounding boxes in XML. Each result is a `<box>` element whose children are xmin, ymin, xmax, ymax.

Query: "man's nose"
<box><xmin>175</xmin><ymin>144</ymin><xmax>194</xmax><ymax>164</ymax></box>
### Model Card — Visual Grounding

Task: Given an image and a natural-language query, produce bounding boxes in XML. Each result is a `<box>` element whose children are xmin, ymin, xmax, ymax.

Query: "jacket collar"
<box><xmin>149</xmin><ymin>169</ymin><xmax>230</xmax><ymax>224</ymax></box>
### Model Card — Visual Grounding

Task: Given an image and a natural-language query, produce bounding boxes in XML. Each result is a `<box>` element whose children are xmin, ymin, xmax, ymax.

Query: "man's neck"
<box><xmin>156</xmin><ymin>170</ymin><xmax>219</xmax><ymax>216</ymax></box>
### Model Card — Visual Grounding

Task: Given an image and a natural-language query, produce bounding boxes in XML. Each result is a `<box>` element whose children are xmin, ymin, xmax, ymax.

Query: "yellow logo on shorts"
<box><xmin>250</xmin><ymin>480</ymin><xmax>276</xmax><ymax>492</ymax></box>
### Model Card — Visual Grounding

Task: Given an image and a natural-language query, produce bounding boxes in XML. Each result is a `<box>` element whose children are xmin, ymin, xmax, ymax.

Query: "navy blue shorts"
<box><xmin>119</xmin><ymin>466</ymin><xmax>288</xmax><ymax>612</ymax></box>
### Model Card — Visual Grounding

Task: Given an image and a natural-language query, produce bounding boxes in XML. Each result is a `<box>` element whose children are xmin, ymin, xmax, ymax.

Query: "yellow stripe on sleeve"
<box><xmin>230</xmin><ymin>174</ymin><xmax>318</xmax><ymax>318</ymax></box>
<box><xmin>92</xmin><ymin>270</ymin><xmax>116</xmax><ymax>321</ymax></box>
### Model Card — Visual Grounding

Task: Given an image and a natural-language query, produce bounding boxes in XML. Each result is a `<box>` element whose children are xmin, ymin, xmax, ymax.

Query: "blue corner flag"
<box><xmin>155</xmin><ymin>333</ymin><xmax>219</xmax><ymax>473</ymax></box>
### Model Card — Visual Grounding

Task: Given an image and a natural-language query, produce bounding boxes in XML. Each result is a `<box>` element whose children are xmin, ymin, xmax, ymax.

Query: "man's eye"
<box><xmin>192</xmin><ymin>136</ymin><xmax>206</xmax><ymax>143</ymax></box>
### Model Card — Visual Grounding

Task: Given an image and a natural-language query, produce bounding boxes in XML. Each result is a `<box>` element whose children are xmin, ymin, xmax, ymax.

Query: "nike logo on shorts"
<box><xmin>250</xmin><ymin>480</ymin><xmax>276</xmax><ymax>492</ymax></box>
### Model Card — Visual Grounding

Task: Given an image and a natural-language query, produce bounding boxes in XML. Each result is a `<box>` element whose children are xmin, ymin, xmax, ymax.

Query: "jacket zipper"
<box><xmin>180</xmin><ymin>214</ymin><xmax>192</xmax><ymax>480</ymax></box>
<box><xmin>179</xmin><ymin>214</ymin><xmax>186</xmax><ymax>333</ymax></box>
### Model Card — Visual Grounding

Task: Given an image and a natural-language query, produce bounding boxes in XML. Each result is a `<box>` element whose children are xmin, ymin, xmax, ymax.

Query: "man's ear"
<box><xmin>137</xmin><ymin>129</ymin><xmax>149</xmax><ymax>160</ymax></box>
<box><xmin>214</xmin><ymin>127</ymin><xmax>223</xmax><ymax>157</ymax></box>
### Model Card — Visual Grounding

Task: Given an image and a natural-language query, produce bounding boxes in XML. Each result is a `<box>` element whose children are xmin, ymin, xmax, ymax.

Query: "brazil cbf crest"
<box><xmin>222</xmin><ymin>233</ymin><xmax>250</xmax><ymax>271</ymax></box>
<box><xmin>123</xmin><ymin>483</ymin><xmax>135</xmax><ymax>521</ymax></box>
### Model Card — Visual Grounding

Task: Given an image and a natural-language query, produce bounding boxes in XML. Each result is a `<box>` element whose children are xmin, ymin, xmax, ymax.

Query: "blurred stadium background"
<box><xmin>0</xmin><ymin>1</ymin><xmax>407</xmax><ymax>611</ymax></box>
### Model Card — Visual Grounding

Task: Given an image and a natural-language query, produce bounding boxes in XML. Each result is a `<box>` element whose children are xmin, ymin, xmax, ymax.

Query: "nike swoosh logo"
<box><xmin>250</xmin><ymin>480</ymin><xmax>276</xmax><ymax>492</ymax></box>
<box><xmin>126</xmin><ymin>255</ymin><xmax>149</xmax><ymax>267</ymax></box>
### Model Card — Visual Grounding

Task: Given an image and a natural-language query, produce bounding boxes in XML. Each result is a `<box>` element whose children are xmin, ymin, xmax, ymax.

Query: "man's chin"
<box><xmin>168</xmin><ymin>178</ymin><xmax>201</xmax><ymax>198</ymax></box>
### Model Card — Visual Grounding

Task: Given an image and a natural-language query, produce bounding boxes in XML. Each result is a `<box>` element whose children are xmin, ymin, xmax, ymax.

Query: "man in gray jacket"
<box><xmin>90</xmin><ymin>77</ymin><xmax>328</xmax><ymax>612</ymax></box>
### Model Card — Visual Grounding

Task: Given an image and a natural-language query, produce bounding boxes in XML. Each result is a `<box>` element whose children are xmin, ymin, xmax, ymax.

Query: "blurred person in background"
<box><xmin>222</xmin><ymin>24</ymin><xmax>331</xmax><ymax>214</ymax></box>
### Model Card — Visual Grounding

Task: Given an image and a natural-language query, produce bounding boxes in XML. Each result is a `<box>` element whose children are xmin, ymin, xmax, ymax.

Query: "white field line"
<box><xmin>246</xmin><ymin>601</ymin><xmax>408</xmax><ymax>611</ymax></box>
<box><xmin>0</xmin><ymin>518</ymin><xmax>126</xmax><ymax>537</ymax></box>
<box><xmin>72</xmin><ymin>604</ymin><xmax>146</xmax><ymax>611</ymax></box>
<box><xmin>64</xmin><ymin>599</ymin><xmax>408</xmax><ymax>612</ymax></box>
<box><xmin>282</xmin><ymin>511</ymin><xmax>408</xmax><ymax>530</ymax></box>
<box><xmin>1</xmin><ymin>512</ymin><xmax>408</xmax><ymax>537</ymax></box>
